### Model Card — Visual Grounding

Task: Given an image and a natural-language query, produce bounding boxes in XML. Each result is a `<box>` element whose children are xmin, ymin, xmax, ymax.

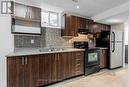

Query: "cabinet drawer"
<box><xmin>102</xmin><ymin>50</ymin><xmax>107</xmax><ymax>54</ymax></box>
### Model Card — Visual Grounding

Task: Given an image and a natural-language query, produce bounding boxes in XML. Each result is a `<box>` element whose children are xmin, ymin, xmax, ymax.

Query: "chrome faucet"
<box><xmin>49</xmin><ymin>45</ymin><xmax>54</xmax><ymax>51</ymax></box>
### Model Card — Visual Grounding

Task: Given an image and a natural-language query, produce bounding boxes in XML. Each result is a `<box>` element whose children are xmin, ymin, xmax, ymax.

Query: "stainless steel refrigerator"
<box><xmin>110</xmin><ymin>30</ymin><xmax>124</xmax><ymax>69</ymax></box>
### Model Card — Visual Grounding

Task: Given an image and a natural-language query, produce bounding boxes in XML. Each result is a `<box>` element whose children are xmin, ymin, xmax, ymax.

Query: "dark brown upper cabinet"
<box><xmin>61</xmin><ymin>13</ymin><xmax>111</xmax><ymax>37</ymax></box>
<box><xmin>89</xmin><ymin>22</ymin><xmax>111</xmax><ymax>34</ymax></box>
<box><xmin>27</xmin><ymin>6</ymin><xmax>41</xmax><ymax>21</ymax></box>
<box><xmin>62</xmin><ymin>14</ymin><xmax>87</xmax><ymax>37</ymax></box>
<box><xmin>86</xmin><ymin>19</ymin><xmax>93</xmax><ymax>29</ymax></box>
<box><xmin>77</xmin><ymin>17</ymin><xmax>87</xmax><ymax>29</ymax></box>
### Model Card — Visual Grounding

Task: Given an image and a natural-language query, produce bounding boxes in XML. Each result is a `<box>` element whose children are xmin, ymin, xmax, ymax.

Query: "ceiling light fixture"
<box><xmin>72</xmin><ymin>0</ymin><xmax>78</xmax><ymax>3</ymax></box>
<box><xmin>72</xmin><ymin>0</ymin><xmax>80</xmax><ymax>9</ymax></box>
<box><xmin>76</xmin><ymin>5</ymin><xmax>79</xmax><ymax>9</ymax></box>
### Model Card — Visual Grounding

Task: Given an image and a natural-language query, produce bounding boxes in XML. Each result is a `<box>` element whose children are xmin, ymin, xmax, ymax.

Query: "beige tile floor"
<box><xmin>47</xmin><ymin>66</ymin><xmax>128</xmax><ymax>87</ymax></box>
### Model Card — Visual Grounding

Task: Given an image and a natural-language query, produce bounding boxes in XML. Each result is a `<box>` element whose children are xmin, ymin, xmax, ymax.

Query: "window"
<box><xmin>42</xmin><ymin>11</ymin><xmax>59</xmax><ymax>28</ymax></box>
<box><xmin>42</xmin><ymin>12</ymin><xmax>49</xmax><ymax>26</ymax></box>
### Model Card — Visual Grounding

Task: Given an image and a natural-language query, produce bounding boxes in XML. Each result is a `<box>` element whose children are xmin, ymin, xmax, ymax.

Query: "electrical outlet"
<box><xmin>31</xmin><ymin>39</ymin><xmax>34</xmax><ymax>44</ymax></box>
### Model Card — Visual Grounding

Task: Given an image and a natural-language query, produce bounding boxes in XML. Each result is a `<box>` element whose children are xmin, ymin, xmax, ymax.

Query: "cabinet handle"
<box><xmin>25</xmin><ymin>12</ymin><xmax>28</xmax><ymax>18</ymax></box>
<box><xmin>76</xmin><ymin>53</ymin><xmax>81</xmax><ymax>56</ymax></box>
<box><xmin>76</xmin><ymin>64</ymin><xmax>81</xmax><ymax>67</ymax></box>
<box><xmin>29</xmin><ymin>12</ymin><xmax>31</xmax><ymax>18</ymax></box>
<box><xmin>76</xmin><ymin>58</ymin><xmax>80</xmax><ymax>61</ymax></box>
<box><xmin>25</xmin><ymin>57</ymin><xmax>28</xmax><ymax>65</ymax></box>
<box><xmin>22</xmin><ymin>57</ymin><xmax>24</xmax><ymax>65</ymax></box>
<box><xmin>58</xmin><ymin>54</ymin><xmax>60</xmax><ymax>61</ymax></box>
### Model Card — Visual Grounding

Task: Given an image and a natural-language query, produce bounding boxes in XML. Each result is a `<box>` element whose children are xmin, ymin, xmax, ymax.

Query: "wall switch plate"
<box><xmin>31</xmin><ymin>39</ymin><xmax>34</xmax><ymax>44</ymax></box>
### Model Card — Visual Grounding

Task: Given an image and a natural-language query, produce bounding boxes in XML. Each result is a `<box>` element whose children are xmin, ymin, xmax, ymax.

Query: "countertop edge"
<box><xmin>6</xmin><ymin>49</ymin><xmax>85</xmax><ymax>57</ymax></box>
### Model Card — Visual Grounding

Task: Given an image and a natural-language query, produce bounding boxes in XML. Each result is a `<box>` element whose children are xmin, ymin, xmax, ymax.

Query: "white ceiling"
<box><xmin>17</xmin><ymin>0</ymin><xmax>129</xmax><ymax>25</ymax></box>
<box><xmin>42</xmin><ymin>0</ymin><xmax>129</xmax><ymax>17</ymax></box>
<box><xmin>96</xmin><ymin>11</ymin><xmax>129</xmax><ymax>25</ymax></box>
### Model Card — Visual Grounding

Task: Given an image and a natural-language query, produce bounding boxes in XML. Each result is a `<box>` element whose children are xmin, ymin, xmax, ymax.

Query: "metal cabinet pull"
<box><xmin>76</xmin><ymin>53</ymin><xmax>81</xmax><ymax>56</ymax></box>
<box><xmin>76</xmin><ymin>58</ymin><xmax>80</xmax><ymax>61</ymax></box>
<box><xmin>22</xmin><ymin>57</ymin><xmax>24</xmax><ymax>65</ymax></box>
<box><xmin>25</xmin><ymin>57</ymin><xmax>28</xmax><ymax>65</ymax></box>
<box><xmin>25</xmin><ymin>12</ymin><xmax>28</xmax><ymax>18</ymax></box>
<box><xmin>29</xmin><ymin>12</ymin><xmax>31</xmax><ymax>18</ymax></box>
<box><xmin>58</xmin><ymin>54</ymin><xmax>60</xmax><ymax>61</ymax></box>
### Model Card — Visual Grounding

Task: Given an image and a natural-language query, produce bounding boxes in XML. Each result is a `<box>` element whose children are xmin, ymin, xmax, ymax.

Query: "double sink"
<box><xmin>39</xmin><ymin>48</ymin><xmax>65</xmax><ymax>52</ymax></box>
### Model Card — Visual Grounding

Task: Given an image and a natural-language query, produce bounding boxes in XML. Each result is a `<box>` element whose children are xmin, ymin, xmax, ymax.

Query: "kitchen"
<box><xmin>0</xmin><ymin>0</ymin><xmax>129</xmax><ymax>87</ymax></box>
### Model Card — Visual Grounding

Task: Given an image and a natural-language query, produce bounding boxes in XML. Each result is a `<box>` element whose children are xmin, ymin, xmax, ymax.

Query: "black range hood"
<box><xmin>78</xmin><ymin>29</ymin><xmax>91</xmax><ymax>35</ymax></box>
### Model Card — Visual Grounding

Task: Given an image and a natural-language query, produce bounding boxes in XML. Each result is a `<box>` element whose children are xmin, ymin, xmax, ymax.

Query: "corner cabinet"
<box><xmin>7</xmin><ymin>51</ymin><xmax>84</xmax><ymax>87</ymax></box>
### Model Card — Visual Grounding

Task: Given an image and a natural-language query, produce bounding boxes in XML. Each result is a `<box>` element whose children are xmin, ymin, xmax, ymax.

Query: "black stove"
<box><xmin>74</xmin><ymin>41</ymin><xmax>100</xmax><ymax>75</ymax></box>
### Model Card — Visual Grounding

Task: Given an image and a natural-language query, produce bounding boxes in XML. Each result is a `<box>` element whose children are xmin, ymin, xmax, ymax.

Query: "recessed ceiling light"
<box><xmin>72</xmin><ymin>0</ymin><xmax>79</xmax><ymax>9</ymax></box>
<box><xmin>76</xmin><ymin>5</ymin><xmax>79</xmax><ymax>9</ymax></box>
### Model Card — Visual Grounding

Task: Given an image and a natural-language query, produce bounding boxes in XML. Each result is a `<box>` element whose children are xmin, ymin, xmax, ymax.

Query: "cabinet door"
<box><xmin>60</xmin><ymin>52</ymin><xmax>73</xmax><ymax>79</ymax></box>
<box><xmin>100</xmin><ymin>50</ymin><xmax>104</xmax><ymax>68</ymax></box>
<box><xmin>63</xmin><ymin>14</ymin><xmax>71</xmax><ymax>36</ymax></box>
<box><xmin>103</xmin><ymin>50</ymin><xmax>108</xmax><ymax>67</ymax></box>
<box><xmin>28</xmin><ymin>6</ymin><xmax>41</xmax><ymax>20</ymax></box>
<box><xmin>7</xmin><ymin>57</ymin><xmax>25</xmax><ymax>87</ymax></box>
<box><xmin>38</xmin><ymin>54</ymin><xmax>57</xmax><ymax>86</ymax></box>
<box><xmin>77</xmin><ymin>17</ymin><xmax>86</xmax><ymax>29</ymax></box>
<box><xmin>14</xmin><ymin>3</ymin><xmax>27</xmax><ymax>18</ymax></box>
<box><xmin>70</xmin><ymin>16</ymin><xmax>78</xmax><ymax>36</ymax></box>
<box><xmin>24</xmin><ymin>55</ymin><xmax>39</xmax><ymax>87</ymax></box>
<box><xmin>55</xmin><ymin>53</ymin><xmax>65</xmax><ymax>81</ymax></box>
<box><xmin>100</xmin><ymin>49</ymin><xmax>108</xmax><ymax>68</ymax></box>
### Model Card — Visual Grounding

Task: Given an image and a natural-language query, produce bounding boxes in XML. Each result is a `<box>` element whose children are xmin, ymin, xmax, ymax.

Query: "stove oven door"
<box><xmin>85</xmin><ymin>49</ymin><xmax>100</xmax><ymax>75</ymax></box>
<box><xmin>85</xmin><ymin>49</ymin><xmax>100</xmax><ymax>67</ymax></box>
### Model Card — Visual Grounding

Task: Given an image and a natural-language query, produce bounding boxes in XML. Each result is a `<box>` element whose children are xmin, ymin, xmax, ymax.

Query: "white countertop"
<box><xmin>6</xmin><ymin>47</ymin><xmax>85</xmax><ymax>57</ymax></box>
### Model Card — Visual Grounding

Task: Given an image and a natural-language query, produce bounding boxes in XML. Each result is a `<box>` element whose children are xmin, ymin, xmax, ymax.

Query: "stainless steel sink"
<box><xmin>39</xmin><ymin>48</ymin><xmax>65</xmax><ymax>52</ymax></box>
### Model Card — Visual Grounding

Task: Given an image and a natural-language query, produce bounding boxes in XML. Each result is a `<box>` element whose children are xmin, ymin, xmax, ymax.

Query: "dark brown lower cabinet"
<box><xmin>38</xmin><ymin>54</ymin><xmax>57</xmax><ymax>86</ymax></box>
<box><xmin>7</xmin><ymin>51</ymin><xmax>84</xmax><ymax>87</ymax></box>
<box><xmin>24</xmin><ymin>55</ymin><xmax>39</xmax><ymax>87</ymax></box>
<box><xmin>61</xmin><ymin>52</ymin><xmax>73</xmax><ymax>79</ymax></box>
<box><xmin>7</xmin><ymin>55</ymin><xmax>39</xmax><ymax>87</ymax></box>
<box><xmin>59</xmin><ymin>52</ymin><xmax>84</xmax><ymax>79</ymax></box>
<box><xmin>7</xmin><ymin>57</ymin><xmax>24</xmax><ymax>87</ymax></box>
<box><xmin>100</xmin><ymin>49</ymin><xmax>108</xmax><ymax>68</ymax></box>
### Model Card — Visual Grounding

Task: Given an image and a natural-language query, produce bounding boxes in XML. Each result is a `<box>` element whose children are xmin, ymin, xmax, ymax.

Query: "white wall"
<box><xmin>0</xmin><ymin>0</ymin><xmax>14</xmax><ymax>87</ymax></box>
<box><xmin>0</xmin><ymin>15</ymin><xmax>14</xmax><ymax>87</ymax></box>
<box><xmin>111</xmin><ymin>23</ymin><xmax>124</xmax><ymax>31</ymax></box>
